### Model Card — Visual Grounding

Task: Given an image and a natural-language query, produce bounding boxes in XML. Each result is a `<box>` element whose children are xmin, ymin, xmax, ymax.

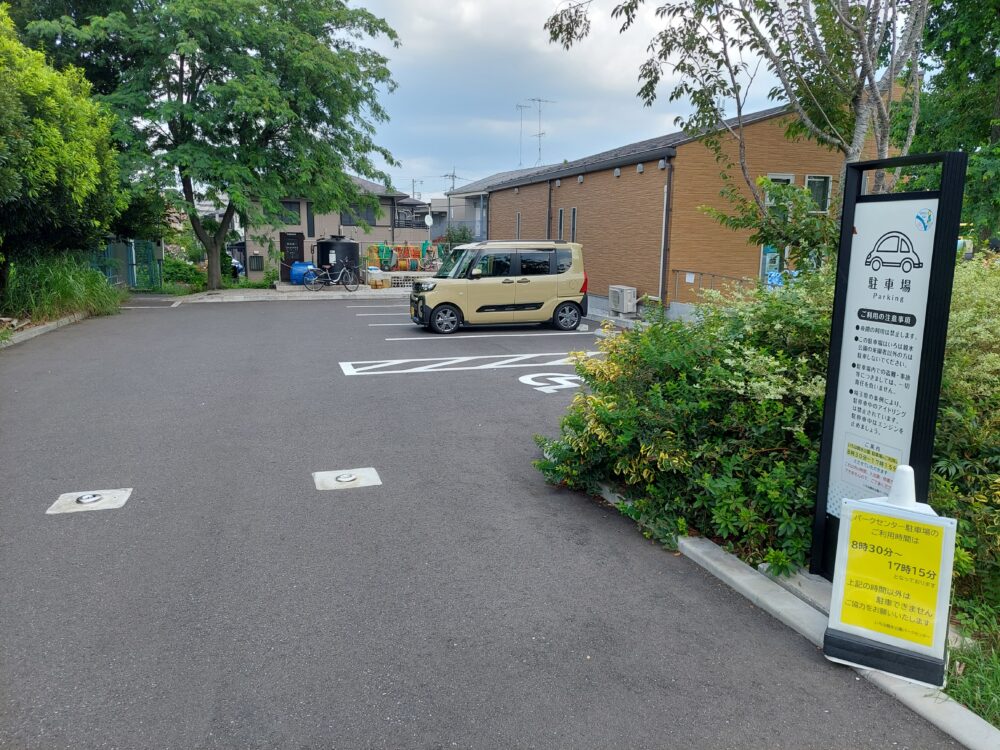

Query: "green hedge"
<box><xmin>536</xmin><ymin>257</ymin><xmax>999</xmax><ymax>609</ymax></box>
<box><xmin>162</xmin><ymin>256</ymin><xmax>206</xmax><ymax>287</ymax></box>
<box><xmin>1</xmin><ymin>254</ymin><xmax>125</xmax><ymax>320</ymax></box>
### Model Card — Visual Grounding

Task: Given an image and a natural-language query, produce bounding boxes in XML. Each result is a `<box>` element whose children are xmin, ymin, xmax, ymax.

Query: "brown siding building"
<box><xmin>478</xmin><ymin>106</ymin><xmax>856</xmax><ymax>307</ymax></box>
<box><xmin>243</xmin><ymin>177</ymin><xmax>429</xmax><ymax>281</ymax></box>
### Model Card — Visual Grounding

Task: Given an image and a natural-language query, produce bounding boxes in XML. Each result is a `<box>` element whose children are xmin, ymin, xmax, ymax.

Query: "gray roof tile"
<box><xmin>449</xmin><ymin>105</ymin><xmax>789</xmax><ymax>194</ymax></box>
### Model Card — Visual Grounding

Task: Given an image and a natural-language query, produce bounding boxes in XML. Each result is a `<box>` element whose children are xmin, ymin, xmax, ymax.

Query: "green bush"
<box><xmin>537</xmin><ymin>270</ymin><xmax>833</xmax><ymax>574</ymax></box>
<box><xmin>536</xmin><ymin>255</ymin><xmax>1000</xmax><ymax>602</ymax></box>
<box><xmin>1</xmin><ymin>254</ymin><xmax>125</xmax><ymax>320</ymax></box>
<box><xmin>932</xmin><ymin>257</ymin><xmax>1000</xmax><ymax>608</ymax></box>
<box><xmin>162</xmin><ymin>256</ymin><xmax>206</xmax><ymax>288</ymax></box>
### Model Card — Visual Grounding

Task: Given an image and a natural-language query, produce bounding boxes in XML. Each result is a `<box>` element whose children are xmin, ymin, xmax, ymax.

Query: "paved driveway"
<box><xmin>0</xmin><ymin>301</ymin><xmax>956</xmax><ymax>749</ymax></box>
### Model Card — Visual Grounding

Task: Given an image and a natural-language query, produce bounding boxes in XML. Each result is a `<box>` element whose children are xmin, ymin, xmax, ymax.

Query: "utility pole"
<box><xmin>516</xmin><ymin>103</ymin><xmax>531</xmax><ymax>167</ymax></box>
<box><xmin>410</xmin><ymin>178</ymin><xmax>423</xmax><ymax>200</ymax></box>
<box><xmin>528</xmin><ymin>97</ymin><xmax>555</xmax><ymax>165</ymax></box>
<box><xmin>441</xmin><ymin>167</ymin><xmax>465</xmax><ymax>232</ymax></box>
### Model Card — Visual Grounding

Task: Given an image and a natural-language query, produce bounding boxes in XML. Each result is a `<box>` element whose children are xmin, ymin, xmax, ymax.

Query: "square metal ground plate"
<box><xmin>312</xmin><ymin>468</ymin><xmax>381</xmax><ymax>491</ymax></box>
<box><xmin>46</xmin><ymin>488</ymin><xmax>133</xmax><ymax>515</ymax></box>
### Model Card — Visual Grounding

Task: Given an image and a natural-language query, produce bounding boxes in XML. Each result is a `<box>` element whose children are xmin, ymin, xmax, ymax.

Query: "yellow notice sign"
<box><xmin>840</xmin><ymin>510</ymin><xmax>944</xmax><ymax>647</ymax></box>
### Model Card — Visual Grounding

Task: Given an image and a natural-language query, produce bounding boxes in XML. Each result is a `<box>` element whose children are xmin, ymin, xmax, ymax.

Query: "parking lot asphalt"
<box><xmin>0</xmin><ymin>301</ymin><xmax>956</xmax><ymax>749</ymax></box>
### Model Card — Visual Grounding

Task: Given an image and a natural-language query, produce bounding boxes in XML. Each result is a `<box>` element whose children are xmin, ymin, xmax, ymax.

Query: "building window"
<box><xmin>557</xmin><ymin>208</ymin><xmax>564</xmax><ymax>240</ymax></box>
<box><xmin>806</xmin><ymin>175</ymin><xmax>832</xmax><ymax>212</ymax></box>
<box><xmin>281</xmin><ymin>200</ymin><xmax>301</xmax><ymax>224</ymax></box>
<box><xmin>342</xmin><ymin>203</ymin><xmax>377</xmax><ymax>226</ymax></box>
<box><xmin>515</xmin><ymin>211</ymin><xmax>521</xmax><ymax>240</ymax></box>
<box><xmin>764</xmin><ymin>174</ymin><xmax>794</xmax><ymax>207</ymax></box>
<box><xmin>306</xmin><ymin>202</ymin><xmax>315</xmax><ymax>237</ymax></box>
<box><xmin>570</xmin><ymin>207</ymin><xmax>577</xmax><ymax>242</ymax></box>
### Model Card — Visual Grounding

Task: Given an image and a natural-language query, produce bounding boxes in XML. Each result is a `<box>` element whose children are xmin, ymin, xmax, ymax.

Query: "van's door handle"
<box><xmin>502</xmin><ymin>279</ymin><xmax>515</xmax><ymax>284</ymax></box>
<box><xmin>517</xmin><ymin>278</ymin><xmax>530</xmax><ymax>283</ymax></box>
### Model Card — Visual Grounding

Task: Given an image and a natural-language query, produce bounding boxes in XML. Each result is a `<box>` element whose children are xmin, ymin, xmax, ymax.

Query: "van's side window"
<box><xmin>555</xmin><ymin>249</ymin><xmax>572</xmax><ymax>273</ymax></box>
<box><xmin>519</xmin><ymin>251</ymin><xmax>552</xmax><ymax>275</ymax></box>
<box><xmin>473</xmin><ymin>251</ymin><xmax>513</xmax><ymax>277</ymax></box>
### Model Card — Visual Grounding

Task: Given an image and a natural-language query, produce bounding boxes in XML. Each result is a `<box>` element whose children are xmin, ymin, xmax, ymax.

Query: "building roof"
<box><xmin>479</xmin><ymin>105</ymin><xmax>790</xmax><ymax>192</ymax></box>
<box><xmin>396</xmin><ymin>196</ymin><xmax>427</xmax><ymax>208</ymax></box>
<box><xmin>351</xmin><ymin>175</ymin><xmax>406</xmax><ymax>197</ymax></box>
<box><xmin>447</xmin><ymin>165</ymin><xmax>558</xmax><ymax>197</ymax></box>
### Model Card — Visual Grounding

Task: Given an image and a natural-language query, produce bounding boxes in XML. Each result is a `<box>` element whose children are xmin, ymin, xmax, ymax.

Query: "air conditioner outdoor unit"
<box><xmin>608</xmin><ymin>285</ymin><xmax>637</xmax><ymax>315</ymax></box>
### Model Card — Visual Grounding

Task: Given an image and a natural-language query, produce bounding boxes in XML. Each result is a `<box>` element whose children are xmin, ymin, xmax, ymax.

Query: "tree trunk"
<box><xmin>180</xmin><ymin>171</ymin><xmax>236</xmax><ymax>291</ymax></box>
<box><xmin>205</xmin><ymin>237</ymin><xmax>222</xmax><ymax>289</ymax></box>
<box><xmin>839</xmin><ymin>99</ymin><xmax>874</xmax><ymax>193</ymax></box>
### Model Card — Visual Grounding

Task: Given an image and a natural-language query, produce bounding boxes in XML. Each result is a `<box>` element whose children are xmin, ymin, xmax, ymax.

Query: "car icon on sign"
<box><xmin>865</xmin><ymin>231</ymin><xmax>923</xmax><ymax>273</ymax></box>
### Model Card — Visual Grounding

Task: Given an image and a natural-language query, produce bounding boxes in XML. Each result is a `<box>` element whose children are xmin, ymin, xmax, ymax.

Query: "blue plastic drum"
<box><xmin>290</xmin><ymin>261</ymin><xmax>315</xmax><ymax>285</ymax></box>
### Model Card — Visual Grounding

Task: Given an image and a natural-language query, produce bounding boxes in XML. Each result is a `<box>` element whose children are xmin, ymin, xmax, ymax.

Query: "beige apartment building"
<box><xmin>481</xmin><ymin>106</ymin><xmax>863</xmax><ymax>308</ymax></box>
<box><xmin>242</xmin><ymin>176</ymin><xmax>430</xmax><ymax>281</ymax></box>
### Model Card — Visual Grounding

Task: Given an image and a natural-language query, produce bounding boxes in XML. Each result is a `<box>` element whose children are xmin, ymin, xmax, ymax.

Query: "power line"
<box><xmin>441</xmin><ymin>167</ymin><xmax>467</xmax><ymax>193</ymax></box>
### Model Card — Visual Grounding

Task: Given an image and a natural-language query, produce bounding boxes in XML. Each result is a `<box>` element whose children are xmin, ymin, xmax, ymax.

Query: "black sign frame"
<box><xmin>810</xmin><ymin>152</ymin><xmax>968</xmax><ymax>580</ymax></box>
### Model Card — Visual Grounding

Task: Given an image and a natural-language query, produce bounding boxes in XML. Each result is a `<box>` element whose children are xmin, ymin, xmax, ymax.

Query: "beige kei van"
<box><xmin>409</xmin><ymin>241</ymin><xmax>588</xmax><ymax>334</ymax></box>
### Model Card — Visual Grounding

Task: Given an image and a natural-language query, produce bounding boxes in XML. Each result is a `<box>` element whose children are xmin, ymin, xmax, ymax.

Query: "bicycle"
<box><xmin>302</xmin><ymin>262</ymin><xmax>360</xmax><ymax>292</ymax></box>
<box><xmin>418</xmin><ymin>252</ymin><xmax>442</xmax><ymax>272</ymax></box>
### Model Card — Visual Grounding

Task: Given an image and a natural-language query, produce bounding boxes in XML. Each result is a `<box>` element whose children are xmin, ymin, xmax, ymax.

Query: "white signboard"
<box><xmin>826</xmin><ymin>199</ymin><xmax>940</xmax><ymax>516</ymax></box>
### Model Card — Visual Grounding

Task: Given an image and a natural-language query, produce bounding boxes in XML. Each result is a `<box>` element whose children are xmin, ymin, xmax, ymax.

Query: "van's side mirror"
<box><xmin>470</xmin><ymin>267</ymin><xmax>482</xmax><ymax>279</ymax></box>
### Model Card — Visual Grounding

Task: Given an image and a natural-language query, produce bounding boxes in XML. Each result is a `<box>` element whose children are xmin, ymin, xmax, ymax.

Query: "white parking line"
<box><xmin>356</xmin><ymin>312</ymin><xmax>410</xmax><ymax>317</ymax></box>
<box><xmin>384</xmin><ymin>331</ymin><xmax>594</xmax><ymax>341</ymax></box>
<box><xmin>368</xmin><ymin>323</ymin><xmax>414</xmax><ymax>327</ymax></box>
<box><xmin>346</xmin><ymin>304</ymin><xmax>408</xmax><ymax>308</ymax></box>
<box><xmin>340</xmin><ymin>351</ymin><xmax>598</xmax><ymax>376</ymax></box>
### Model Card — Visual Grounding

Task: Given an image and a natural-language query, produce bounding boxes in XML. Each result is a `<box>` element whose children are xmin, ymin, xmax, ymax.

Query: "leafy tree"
<box><xmin>0</xmin><ymin>6</ymin><xmax>124</xmax><ymax>305</ymax></box>
<box><xmin>920</xmin><ymin>0</ymin><xmax>1000</xmax><ymax>149</ymax></box>
<box><xmin>706</xmin><ymin>179</ymin><xmax>839</xmax><ymax>270</ymax></box>
<box><xmin>33</xmin><ymin>0</ymin><xmax>399</xmax><ymax>289</ymax></box>
<box><xmin>108</xmin><ymin>189</ymin><xmax>170</xmax><ymax>241</ymax></box>
<box><xmin>546</xmin><ymin>1</ymin><xmax>928</xmax><ymax>206</ymax></box>
<box><xmin>905</xmin><ymin>0</ymin><xmax>1000</xmax><ymax>242</ymax></box>
<box><xmin>11</xmin><ymin>0</ymin><xmax>136</xmax><ymax>96</ymax></box>
<box><xmin>443</xmin><ymin>225</ymin><xmax>474</xmax><ymax>246</ymax></box>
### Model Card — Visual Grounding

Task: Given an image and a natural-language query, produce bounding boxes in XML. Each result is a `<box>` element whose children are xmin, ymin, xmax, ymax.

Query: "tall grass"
<box><xmin>1</xmin><ymin>254</ymin><xmax>126</xmax><ymax>321</ymax></box>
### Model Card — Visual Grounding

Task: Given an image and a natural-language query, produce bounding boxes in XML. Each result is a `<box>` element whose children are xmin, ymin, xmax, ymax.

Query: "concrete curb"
<box><xmin>0</xmin><ymin>312</ymin><xmax>88</xmax><ymax>350</ymax></box>
<box><xmin>177</xmin><ymin>288</ymin><xmax>411</xmax><ymax>303</ymax></box>
<box><xmin>678</xmin><ymin>535</ymin><xmax>999</xmax><ymax>750</ymax></box>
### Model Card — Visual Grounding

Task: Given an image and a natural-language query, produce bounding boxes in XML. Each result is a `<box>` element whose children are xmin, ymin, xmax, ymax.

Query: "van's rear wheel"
<box><xmin>553</xmin><ymin>301</ymin><xmax>582</xmax><ymax>331</ymax></box>
<box><xmin>901</xmin><ymin>259</ymin><xmax>913</xmax><ymax>273</ymax></box>
<box><xmin>429</xmin><ymin>304</ymin><xmax>461</xmax><ymax>334</ymax></box>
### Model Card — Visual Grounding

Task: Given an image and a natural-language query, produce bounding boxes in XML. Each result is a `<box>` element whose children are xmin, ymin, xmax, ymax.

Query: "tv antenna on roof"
<box><xmin>527</xmin><ymin>97</ymin><xmax>555</xmax><ymax>165</ymax></box>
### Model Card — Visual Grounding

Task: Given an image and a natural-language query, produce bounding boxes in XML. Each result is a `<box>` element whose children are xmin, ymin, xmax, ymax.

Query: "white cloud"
<box><xmin>359</xmin><ymin>0</ymin><xmax>773</xmax><ymax>198</ymax></box>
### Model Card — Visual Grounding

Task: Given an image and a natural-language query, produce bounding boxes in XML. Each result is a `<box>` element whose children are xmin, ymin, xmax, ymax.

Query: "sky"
<box><xmin>362</xmin><ymin>0</ymin><xmax>777</xmax><ymax>200</ymax></box>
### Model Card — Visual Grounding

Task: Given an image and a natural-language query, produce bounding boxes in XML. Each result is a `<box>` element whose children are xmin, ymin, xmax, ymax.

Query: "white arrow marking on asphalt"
<box><xmin>518</xmin><ymin>372</ymin><xmax>585</xmax><ymax>393</ymax></box>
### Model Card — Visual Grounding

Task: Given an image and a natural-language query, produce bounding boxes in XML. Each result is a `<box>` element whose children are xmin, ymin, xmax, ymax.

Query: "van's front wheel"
<box><xmin>429</xmin><ymin>304</ymin><xmax>461</xmax><ymax>334</ymax></box>
<box><xmin>553</xmin><ymin>301</ymin><xmax>582</xmax><ymax>331</ymax></box>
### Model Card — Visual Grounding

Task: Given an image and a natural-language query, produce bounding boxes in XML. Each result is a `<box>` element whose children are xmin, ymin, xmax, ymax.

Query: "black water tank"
<box><xmin>316</xmin><ymin>236</ymin><xmax>360</xmax><ymax>274</ymax></box>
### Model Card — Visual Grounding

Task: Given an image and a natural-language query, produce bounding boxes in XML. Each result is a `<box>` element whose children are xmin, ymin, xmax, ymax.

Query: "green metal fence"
<box><xmin>92</xmin><ymin>240</ymin><xmax>162</xmax><ymax>289</ymax></box>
